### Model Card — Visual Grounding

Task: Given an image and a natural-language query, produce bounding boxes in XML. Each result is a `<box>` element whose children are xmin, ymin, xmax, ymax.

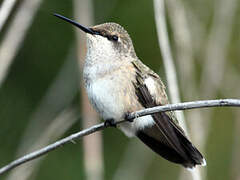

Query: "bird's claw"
<box><xmin>124</xmin><ymin>112</ymin><xmax>134</xmax><ymax>122</ymax></box>
<box><xmin>104</xmin><ymin>119</ymin><xmax>117</xmax><ymax>128</ymax></box>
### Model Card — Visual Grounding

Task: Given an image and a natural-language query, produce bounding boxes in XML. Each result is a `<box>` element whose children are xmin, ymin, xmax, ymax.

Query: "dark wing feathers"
<box><xmin>132</xmin><ymin>60</ymin><xmax>204</xmax><ymax>168</ymax></box>
<box><xmin>134</xmin><ymin>75</ymin><xmax>187</xmax><ymax>158</ymax></box>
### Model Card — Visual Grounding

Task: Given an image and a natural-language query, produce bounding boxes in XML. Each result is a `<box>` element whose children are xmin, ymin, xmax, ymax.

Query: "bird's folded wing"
<box><xmin>131</xmin><ymin>60</ymin><xmax>204</xmax><ymax>166</ymax></box>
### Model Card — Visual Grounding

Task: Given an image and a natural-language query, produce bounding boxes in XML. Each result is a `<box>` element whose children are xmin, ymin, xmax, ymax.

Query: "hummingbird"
<box><xmin>54</xmin><ymin>13</ymin><xmax>206</xmax><ymax>169</ymax></box>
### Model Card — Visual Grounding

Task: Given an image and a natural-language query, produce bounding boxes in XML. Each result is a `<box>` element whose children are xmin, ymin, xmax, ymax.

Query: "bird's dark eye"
<box><xmin>112</xmin><ymin>35</ymin><xmax>118</xmax><ymax>41</ymax></box>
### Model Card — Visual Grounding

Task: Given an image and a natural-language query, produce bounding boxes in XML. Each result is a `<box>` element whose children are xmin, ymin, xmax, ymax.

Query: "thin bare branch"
<box><xmin>6</xmin><ymin>107</ymin><xmax>79</xmax><ymax>180</ymax></box>
<box><xmin>0</xmin><ymin>99</ymin><xmax>239</xmax><ymax>175</ymax></box>
<box><xmin>5</xmin><ymin>48</ymin><xmax>79</xmax><ymax>180</ymax></box>
<box><xmin>0</xmin><ymin>122</ymin><xmax>105</xmax><ymax>176</ymax></box>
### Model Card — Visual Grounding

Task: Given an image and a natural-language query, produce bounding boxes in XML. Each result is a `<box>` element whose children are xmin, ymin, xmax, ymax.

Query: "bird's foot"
<box><xmin>124</xmin><ymin>112</ymin><xmax>134</xmax><ymax>122</ymax></box>
<box><xmin>104</xmin><ymin>118</ymin><xmax>117</xmax><ymax>128</ymax></box>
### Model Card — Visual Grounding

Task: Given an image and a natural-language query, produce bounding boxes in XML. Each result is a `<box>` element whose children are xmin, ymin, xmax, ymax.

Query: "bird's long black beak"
<box><xmin>53</xmin><ymin>13</ymin><xmax>95</xmax><ymax>35</ymax></box>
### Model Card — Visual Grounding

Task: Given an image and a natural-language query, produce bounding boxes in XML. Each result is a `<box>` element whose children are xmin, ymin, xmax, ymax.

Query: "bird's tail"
<box><xmin>137</xmin><ymin>121</ymin><xmax>206</xmax><ymax>169</ymax></box>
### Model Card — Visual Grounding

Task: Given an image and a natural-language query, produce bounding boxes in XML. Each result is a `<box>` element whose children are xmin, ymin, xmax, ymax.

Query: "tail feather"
<box><xmin>174</xmin><ymin>128</ymin><xmax>205</xmax><ymax>168</ymax></box>
<box><xmin>133</xmin><ymin>71</ymin><xmax>205</xmax><ymax>168</ymax></box>
<box><xmin>136</xmin><ymin>124</ymin><xmax>205</xmax><ymax>168</ymax></box>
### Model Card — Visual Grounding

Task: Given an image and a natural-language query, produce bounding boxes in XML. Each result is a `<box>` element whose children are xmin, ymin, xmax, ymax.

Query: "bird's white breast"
<box><xmin>86</xmin><ymin>77</ymin><xmax>126</xmax><ymax>120</ymax></box>
<box><xmin>85</xmin><ymin>70</ymin><xmax>158</xmax><ymax>137</ymax></box>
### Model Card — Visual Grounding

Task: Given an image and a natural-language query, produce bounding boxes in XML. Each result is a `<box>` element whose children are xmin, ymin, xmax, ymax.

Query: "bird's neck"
<box><xmin>83</xmin><ymin>54</ymin><xmax>127</xmax><ymax>85</ymax></box>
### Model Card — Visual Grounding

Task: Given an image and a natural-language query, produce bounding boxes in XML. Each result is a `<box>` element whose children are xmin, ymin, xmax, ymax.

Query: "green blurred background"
<box><xmin>0</xmin><ymin>0</ymin><xmax>239</xmax><ymax>180</ymax></box>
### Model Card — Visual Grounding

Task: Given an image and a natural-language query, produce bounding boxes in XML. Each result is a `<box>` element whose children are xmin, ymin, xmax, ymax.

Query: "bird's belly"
<box><xmin>118</xmin><ymin>115</ymin><xmax>155</xmax><ymax>137</ymax></box>
<box><xmin>85</xmin><ymin>74</ymin><xmax>155</xmax><ymax>137</ymax></box>
<box><xmin>86</xmin><ymin>78</ymin><xmax>126</xmax><ymax>120</ymax></box>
